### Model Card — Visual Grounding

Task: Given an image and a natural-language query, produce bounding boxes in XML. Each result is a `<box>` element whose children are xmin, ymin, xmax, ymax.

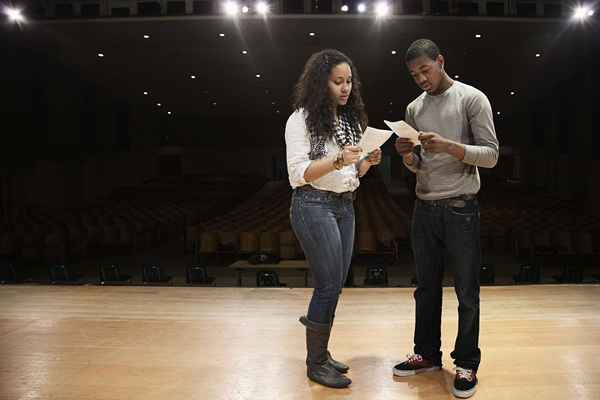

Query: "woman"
<box><xmin>285</xmin><ymin>49</ymin><xmax>381</xmax><ymax>389</ymax></box>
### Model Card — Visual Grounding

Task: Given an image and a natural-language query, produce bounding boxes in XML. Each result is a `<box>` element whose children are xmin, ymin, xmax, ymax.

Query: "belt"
<box><xmin>417</xmin><ymin>194</ymin><xmax>477</xmax><ymax>208</ymax></box>
<box><xmin>297</xmin><ymin>185</ymin><xmax>356</xmax><ymax>201</ymax></box>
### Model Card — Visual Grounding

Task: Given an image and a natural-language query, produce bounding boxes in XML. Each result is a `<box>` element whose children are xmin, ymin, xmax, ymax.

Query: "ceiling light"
<box><xmin>223</xmin><ymin>1</ymin><xmax>240</xmax><ymax>16</ymax></box>
<box><xmin>256</xmin><ymin>1</ymin><xmax>269</xmax><ymax>14</ymax></box>
<box><xmin>4</xmin><ymin>7</ymin><xmax>25</xmax><ymax>23</ymax></box>
<box><xmin>375</xmin><ymin>2</ymin><xmax>390</xmax><ymax>17</ymax></box>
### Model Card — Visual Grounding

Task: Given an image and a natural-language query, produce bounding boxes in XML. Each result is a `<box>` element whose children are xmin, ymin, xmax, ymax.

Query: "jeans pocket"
<box><xmin>450</xmin><ymin>207</ymin><xmax>476</xmax><ymax>217</ymax></box>
<box><xmin>448</xmin><ymin>204</ymin><xmax>478</xmax><ymax>233</ymax></box>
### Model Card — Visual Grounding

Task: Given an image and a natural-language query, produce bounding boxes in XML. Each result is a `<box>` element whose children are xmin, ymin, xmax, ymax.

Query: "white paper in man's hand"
<box><xmin>357</xmin><ymin>127</ymin><xmax>393</xmax><ymax>157</ymax></box>
<box><xmin>384</xmin><ymin>120</ymin><xmax>421</xmax><ymax>145</ymax></box>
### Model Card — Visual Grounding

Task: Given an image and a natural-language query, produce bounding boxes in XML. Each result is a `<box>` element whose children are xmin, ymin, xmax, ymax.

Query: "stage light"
<box><xmin>364</xmin><ymin>266</ymin><xmax>388</xmax><ymax>286</ymax></box>
<box><xmin>375</xmin><ymin>2</ymin><xmax>390</xmax><ymax>17</ymax></box>
<box><xmin>341</xmin><ymin>4</ymin><xmax>349</xmax><ymax>12</ymax></box>
<box><xmin>475</xmin><ymin>33</ymin><xmax>482</xmax><ymax>38</ymax></box>
<box><xmin>510</xmin><ymin>91</ymin><xmax>515</xmax><ymax>96</ymax></box>
<box><xmin>256</xmin><ymin>1</ymin><xmax>269</xmax><ymax>14</ymax></box>
<box><xmin>454</xmin><ymin>75</ymin><xmax>460</xmax><ymax>79</ymax></box>
<box><xmin>143</xmin><ymin>91</ymin><xmax>149</xmax><ymax>96</ymax></box>
<box><xmin>480</xmin><ymin>265</ymin><xmax>495</xmax><ymax>285</ymax></box>
<box><xmin>309</xmin><ymin>32</ymin><xmax>316</xmax><ymax>36</ymax></box>
<box><xmin>156</xmin><ymin>102</ymin><xmax>162</xmax><ymax>107</ymax></box>
<box><xmin>223</xmin><ymin>1</ymin><xmax>240</xmax><ymax>16</ymax></box>
<box><xmin>219</xmin><ymin>33</ymin><xmax>225</xmax><ymax>37</ymax></box>
<box><xmin>4</xmin><ymin>7</ymin><xmax>25</xmax><ymax>23</ymax></box>
<box><xmin>143</xmin><ymin>34</ymin><xmax>150</xmax><ymax>39</ymax></box>
<box><xmin>167</xmin><ymin>111</ymin><xmax>173</xmax><ymax>115</ymax></box>
<box><xmin>357</xmin><ymin>3</ymin><xmax>367</xmax><ymax>13</ymax></box>
<box><xmin>97</xmin><ymin>53</ymin><xmax>105</xmax><ymax>58</ymax></box>
<box><xmin>255</xmin><ymin>73</ymin><xmax>261</xmax><ymax>78</ymax></box>
<box><xmin>241</xmin><ymin>50</ymin><xmax>248</xmax><ymax>54</ymax></box>
<box><xmin>497</xmin><ymin>111</ymin><xmax>501</xmax><ymax>116</ymax></box>
<box><xmin>514</xmin><ymin>264</ymin><xmax>541</xmax><ymax>284</ymax></box>
<box><xmin>190</xmin><ymin>74</ymin><xmax>197</xmax><ymax>79</ymax></box>
<box><xmin>391</xmin><ymin>50</ymin><xmax>397</xmax><ymax>55</ymax></box>
<box><xmin>242</xmin><ymin>5</ymin><xmax>249</xmax><ymax>13</ymax></box>
<box><xmin>573</xmin><ymin>5</ymin><xmax>594</xmax><ymax>20</ymax></box>
<box><xmin>535</xmin><ymin>53</ymin><xmax>541</xmax><ymax>58</ymax></box>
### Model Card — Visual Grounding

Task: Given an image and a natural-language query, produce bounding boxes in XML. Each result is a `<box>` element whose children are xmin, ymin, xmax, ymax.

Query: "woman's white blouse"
<box><xmin>285</xmin><ymin>109</ymin><xmax>360</xmax><ymax>193</ymax></box>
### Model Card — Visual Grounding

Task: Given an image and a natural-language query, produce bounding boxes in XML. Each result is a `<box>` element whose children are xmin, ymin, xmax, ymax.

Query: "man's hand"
<box><xmin>419</xmin><ymin>132</ymin><xmax>452</xmax><ymax>154</ymax></box>
<box><xmin>419</xmin><ymin>132</ymin><xmax>465</xmax><ymax>160</ymax></box>
<box><xmin>395</xmin><ymin>138</ymin><xmax>416</xmax><ymax>156</ymax></box>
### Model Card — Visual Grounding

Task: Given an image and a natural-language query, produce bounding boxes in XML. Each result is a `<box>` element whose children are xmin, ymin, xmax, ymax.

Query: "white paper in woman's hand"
<box><xmin>357</xmin><ymin>127</ymin><xmax>393</xmax><ymax>157</ymax></box>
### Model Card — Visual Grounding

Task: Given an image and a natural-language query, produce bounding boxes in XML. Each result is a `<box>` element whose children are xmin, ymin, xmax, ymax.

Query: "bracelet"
<box><xmin>333</xmin><ymin>152</ymin><xmax>344</xmax><ymax>170</ymax></box>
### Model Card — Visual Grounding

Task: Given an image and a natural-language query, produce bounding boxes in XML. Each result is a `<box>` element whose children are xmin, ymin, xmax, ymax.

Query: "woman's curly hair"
<box><xmin>292</xmin><ymin>49</ymin><xmax>368</xmax><ymax>144</ymax></box>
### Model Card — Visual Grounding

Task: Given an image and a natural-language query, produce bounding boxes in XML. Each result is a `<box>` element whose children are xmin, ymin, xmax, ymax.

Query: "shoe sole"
<box><xmin>452</xmin><ymin>386</ymin><xmax>476</xmax><ymax>398</ymax></box>
<box><xmin>308</xmin><ymin>374</ymin><xmax>351</xmax><ymax>389</ymax></box>
<box><xmin>393</xmin><ymin>366</ymin><xmax>441</xmax><ymax>377</ymax></box>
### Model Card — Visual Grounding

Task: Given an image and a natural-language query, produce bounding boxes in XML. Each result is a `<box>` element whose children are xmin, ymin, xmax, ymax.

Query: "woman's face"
<box><xmin>328</xmin><ymin>62</ymin><xmax>352</xmax><ymax>107</ymax></box>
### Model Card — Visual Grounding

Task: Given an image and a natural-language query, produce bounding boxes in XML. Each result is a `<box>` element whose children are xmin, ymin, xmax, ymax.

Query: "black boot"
<box><xmin>327</xmin><ymin>315</ymin><xmax>350</xmax><ymax>374</ymax></box>
<box><xmin>299</xmin><ymin>316</ymin><xmax>351</xmax><ymax>389</ymax></box>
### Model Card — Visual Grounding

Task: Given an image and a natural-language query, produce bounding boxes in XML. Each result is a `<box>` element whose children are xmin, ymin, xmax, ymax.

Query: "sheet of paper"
<box><xmin>384</xmin><ymin>120</ymin><xmax>421</xmax><ymax>145</ymax></box>
<box><xmin>357</xmin><ymin>127</ymin><xmax>393</xmax><ymax>157</ymax></box>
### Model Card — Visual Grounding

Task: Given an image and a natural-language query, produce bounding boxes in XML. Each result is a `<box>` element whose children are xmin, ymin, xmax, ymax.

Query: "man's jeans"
<box><xmin>411</xmin><ymin>197</ymin><xmax>482</xmax><ymax>371</ymax></box>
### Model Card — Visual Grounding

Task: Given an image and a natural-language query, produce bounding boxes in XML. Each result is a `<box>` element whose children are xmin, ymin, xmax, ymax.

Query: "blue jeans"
<box><xmin>411</xmin><ymin>197</ymin><xmax>482</xmax><ymax>371</ymax></box>
<box><xmin>290</xmin><ymin>188</ymin><xmax>355</xmax><ymax>324</ymax></box>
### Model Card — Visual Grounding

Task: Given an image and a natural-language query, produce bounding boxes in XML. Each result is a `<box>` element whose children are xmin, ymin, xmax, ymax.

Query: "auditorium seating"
<box><xmin>189</xmin><ymin>178</ymin><xmax>411</xmax><ymax>263</ymax></box>
<box><xmin>478</xmin><ymin>185</ymin><xmax>600</xmax><ymax>274</ymax></box>
<box><xmin>0</xmin><ymin>174</ymin><xmax>264</xmax><ymax>267</ymax></box>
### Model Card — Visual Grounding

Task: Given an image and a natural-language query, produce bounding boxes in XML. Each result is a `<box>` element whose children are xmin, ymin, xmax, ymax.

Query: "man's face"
<box><xmin>407</xmin><ymin>55</ymin><xmax>445</xmax><ymax>94</ymax></box>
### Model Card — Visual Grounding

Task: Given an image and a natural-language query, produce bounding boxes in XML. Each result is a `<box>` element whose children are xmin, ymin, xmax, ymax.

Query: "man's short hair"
<box><xmin>405</xmin><ymin>39</ymin><xmax>441</xmax><ymax>63</ymax></box>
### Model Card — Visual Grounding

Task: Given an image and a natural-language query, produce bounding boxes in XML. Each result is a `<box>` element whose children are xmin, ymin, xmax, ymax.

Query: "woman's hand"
<box><xmin>342</xmin><ymin>145</ymin><xmax>362</xmax><ymax>166</ymax></box>
<box><xmin>366</xmin><ymin>148</ymin><xmax>382</xmax><ymax>165</ymax></box>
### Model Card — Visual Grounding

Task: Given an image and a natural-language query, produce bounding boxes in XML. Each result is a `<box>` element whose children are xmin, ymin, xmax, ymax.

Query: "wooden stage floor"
<box><xmin>1</xmin><ymin>285</ymin><xmax>599</xmax><ymax>400</ymax></box>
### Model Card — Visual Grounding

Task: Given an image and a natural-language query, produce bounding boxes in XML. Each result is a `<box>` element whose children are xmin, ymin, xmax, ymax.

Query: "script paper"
<box><xmin>357</xmin><ymin>127</ymin><xmax>394</xmax><ymax>157</ymax></box>
<box><xmin>384</xmin><ymin>120</ymin><xmax>421</xmax><ymax>145</ymax></box>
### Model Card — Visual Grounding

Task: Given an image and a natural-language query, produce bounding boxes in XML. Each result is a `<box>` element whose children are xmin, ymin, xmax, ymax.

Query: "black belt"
<box><xmin>297</xmin><ymin>185</ymin><xmax>356</xmax><ymax>201</ymax></box>
<box><xmin>417</xmin><ymin>194</ymin><xmax>476</xmax><ymax>208</ymax></box>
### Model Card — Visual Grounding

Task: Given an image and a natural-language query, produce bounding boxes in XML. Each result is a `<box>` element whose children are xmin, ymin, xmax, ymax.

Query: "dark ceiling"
<box><xmin>2</xmin><ymin>14</ymin><xmax>596</xmax><ymax>125</ymax></box>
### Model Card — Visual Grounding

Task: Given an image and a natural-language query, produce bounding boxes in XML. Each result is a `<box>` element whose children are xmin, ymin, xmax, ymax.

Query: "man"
<box><xmin>393</xmin><ymin>39</ymin><xmax>499</xmax><ymax>399</ymax></box>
